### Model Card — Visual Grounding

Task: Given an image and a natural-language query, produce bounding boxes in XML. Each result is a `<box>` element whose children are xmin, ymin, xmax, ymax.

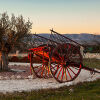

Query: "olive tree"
<box><xmin>0</xmin><ymin>12</ymin><xmax>32</xmax><ymax>70</ymax></box>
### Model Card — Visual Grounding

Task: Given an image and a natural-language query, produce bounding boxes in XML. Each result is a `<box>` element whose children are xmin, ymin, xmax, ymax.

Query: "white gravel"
<box><xmin>9</xmin><ymin>62</ymin><xmax>30</xmax><ymax>66</ymax></box>
<box><xmin>0</xmin><ymin>62</ymin><xmax>99</xmax><ymax>93</ymax></box>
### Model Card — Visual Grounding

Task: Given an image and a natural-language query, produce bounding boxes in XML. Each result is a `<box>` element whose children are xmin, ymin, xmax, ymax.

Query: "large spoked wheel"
<box><xmin>30</xmin><ymin>50</ymin><xmax>52</xmax><ymax>78</ymax></box>
<box><xmin>50</xmin><ymin>43</ymin><xmax>82</xmax><ymax>83</ymax></box>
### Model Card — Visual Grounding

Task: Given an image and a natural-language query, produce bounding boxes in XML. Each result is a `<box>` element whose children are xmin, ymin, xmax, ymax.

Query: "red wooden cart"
<box><xmin>28</xmin><ymin>29</ymin><xmax>100</xmax><ymax>83</ymax></box>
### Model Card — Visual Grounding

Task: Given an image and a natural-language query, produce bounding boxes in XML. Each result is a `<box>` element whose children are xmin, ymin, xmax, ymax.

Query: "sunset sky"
<box><xmin>0</xmin><ymin>0</ymin><xmax>100</xmax><ymax>34</ymax></box>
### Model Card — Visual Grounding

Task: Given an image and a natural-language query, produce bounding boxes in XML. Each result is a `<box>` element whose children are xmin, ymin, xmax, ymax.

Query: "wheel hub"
<box><xmin>62</xmin><ymin>61</ymin><xmax>70</xmax><ymax>68</ymax></box>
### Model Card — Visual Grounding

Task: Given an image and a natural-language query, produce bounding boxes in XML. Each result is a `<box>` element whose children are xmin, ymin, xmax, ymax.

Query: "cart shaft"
<box><xmin>82</xmin><ymin>65</ymin><xmax>100</xmax><ymax>74</ymax></box>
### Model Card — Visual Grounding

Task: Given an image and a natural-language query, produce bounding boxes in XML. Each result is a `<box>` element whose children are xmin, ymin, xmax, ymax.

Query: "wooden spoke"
<box><xmin>66</xmin><ymin>67</ymin><xmax>72</xmax><ymax>79</ymax></box>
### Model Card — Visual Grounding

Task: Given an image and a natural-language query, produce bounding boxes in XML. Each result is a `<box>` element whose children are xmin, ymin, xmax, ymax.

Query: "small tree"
<box><xmin>0</xmin><ymin>12</ymin><xmax>32</xmax><ymax>70</ymax></box>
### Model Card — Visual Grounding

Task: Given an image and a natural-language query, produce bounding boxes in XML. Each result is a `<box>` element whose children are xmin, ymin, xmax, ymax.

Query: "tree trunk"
<box><xmin>0</xmin><ymin>51</ymin><xmax>9</xmax><ymax>71</ymax></box>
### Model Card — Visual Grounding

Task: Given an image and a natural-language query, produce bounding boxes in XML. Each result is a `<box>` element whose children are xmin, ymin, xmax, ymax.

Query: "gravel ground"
<box><xmin>0</xmin><ymin>64</ymin><xmax>31</xmax><ymax>80</ymax></box>
<box><xmin>0</xmin><ymin>62</ymin><xmax>99</xmax><ymax>93</ymax></box>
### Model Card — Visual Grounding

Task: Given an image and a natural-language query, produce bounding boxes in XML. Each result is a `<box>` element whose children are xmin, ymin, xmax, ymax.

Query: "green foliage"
<box><xmin>0</xmin><ymin>12</ymin><xmax>32</xmax><ymax>53</ymax></box>
<box><xmin>84</xmin><ymin>45</ymin><xmax>100</xmax><ymax>53</ymax></box>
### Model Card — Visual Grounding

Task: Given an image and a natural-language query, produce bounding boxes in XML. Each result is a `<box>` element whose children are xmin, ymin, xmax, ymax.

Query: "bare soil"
<box><xmin>0</xmin><ymin>65</ymin><xmax>32</xmax><ymax>80</ymax></box>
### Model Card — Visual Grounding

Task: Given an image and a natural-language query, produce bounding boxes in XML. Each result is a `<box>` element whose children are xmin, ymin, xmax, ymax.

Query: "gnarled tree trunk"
<box><xmin>0</xmin><ymin>51</ymin><xmax>9</xmax><ymax>71</ymax></box>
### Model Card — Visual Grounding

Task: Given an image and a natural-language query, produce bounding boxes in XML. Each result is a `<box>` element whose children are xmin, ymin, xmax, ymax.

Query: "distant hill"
<box><xmin>65</xmin><ymin>33</ymin><xmax>100</xmax><ymax>45</ymax></box>
<box><xmin>29</xmin><ymin>33</ymin><xmax>100</xmax><ymax>45</ymax></box>
<box><xmin>35</xmin><ymin>33</ymin><xmax>100</xmax><ymax>45</ymax></box>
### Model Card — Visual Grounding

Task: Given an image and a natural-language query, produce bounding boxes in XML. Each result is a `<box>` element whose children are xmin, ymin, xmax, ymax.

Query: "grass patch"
<box><xmin>0</xmin><ymin>79</ymin><xmax>100</xmax><ymax>100</ymax></box>
<box><xmin>83</xmin><ymin>58</ymin><xmax>100</xmax><ymax>69</ymax></box>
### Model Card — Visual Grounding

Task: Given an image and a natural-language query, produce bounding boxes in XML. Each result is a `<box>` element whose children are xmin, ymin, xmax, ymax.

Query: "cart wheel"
<box><xmin>50</xmin><ymin>43</ymin><xmax>82</xmax><ymax>82</ymax></box>
<box><xmin>30</xmin><ymin>51</ymin><xmax>52</xmax><ymax>78</ymax></box>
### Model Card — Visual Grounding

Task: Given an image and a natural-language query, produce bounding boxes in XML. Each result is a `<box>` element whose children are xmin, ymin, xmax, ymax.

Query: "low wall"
<box><xmin>83</xmin><ymin>53</ymin><xmax>100</xmax><ymax>59</ymax></box>
<box><xmin>8</xmin><ymin>53</ymin><xmax>100</xmax><ymax>60</ymax></box>
<box><xmin>8</xmin><ymin>53</ymin><xmax>28</xmax><ymax>57</ymax></box>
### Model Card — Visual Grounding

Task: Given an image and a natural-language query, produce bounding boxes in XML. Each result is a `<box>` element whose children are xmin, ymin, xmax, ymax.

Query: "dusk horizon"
<box><xmin>0</xmin><ymin>0</ymin><xmax>100</xmax><ymax>34</ymax></box>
